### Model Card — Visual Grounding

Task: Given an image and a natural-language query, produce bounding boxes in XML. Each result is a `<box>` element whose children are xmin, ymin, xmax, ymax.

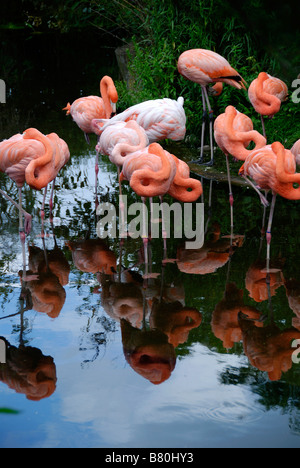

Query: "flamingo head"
<box><xmin>209</xmin><ymin>82</ymin><xmax>223</xmax><ymax>97</ymax></box>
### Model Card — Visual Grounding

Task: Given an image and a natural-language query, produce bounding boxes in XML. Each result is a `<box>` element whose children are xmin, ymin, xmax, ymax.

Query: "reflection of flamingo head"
<box><xmin>121</xmin><ymin>320</ymin><xmax>176</xmax><ymax>385</ymax></box>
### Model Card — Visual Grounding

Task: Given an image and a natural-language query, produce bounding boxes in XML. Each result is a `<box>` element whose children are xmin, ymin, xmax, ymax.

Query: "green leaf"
<box><xmin>0</xmin><ymin>408</ymin><xmax>21</xmax><ymax>415</ymax></box>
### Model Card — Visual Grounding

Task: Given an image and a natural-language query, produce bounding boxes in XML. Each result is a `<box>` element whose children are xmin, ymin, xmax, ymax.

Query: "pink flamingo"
<box><xmin>96</xmin><ymin>120</ymin><xmax>150</xmax><ymax>231</ymax></box>
<box><xmin>239</xmin><ymin>141</ymin><xmax>299</xmax><ymax>268</ymax></box>
<box><xmin>0</xmin><ymin>128</ymin><xmax>70</xmax><ymax>275</ymax></box>
<box><xmin>177</xmin><ymin>48</ymin><xmax>246</xmax><ymax>165</ymax></box>
<box><xmin>63</xmin><ymin>75</ymin><xmax>118</xmax><ymax>143</ymax></box>
<box><xmin>92</xmin><ymin>96</ymin><xmax>186</xmax><ymax>144</ymax></box>
<box><xmin>291</xmin><ymin>139</ymin><xmax>300</xmax><ymax>166</ymax></box>
<box><xmin>248</xmin><ymin>72</ymin><xmax>288</xmax><ymax>139</ymax></box>
<box><xmin>119</xmin><ymin>142</ymin><xmax>177</xmax><ymax>266</ymax></box>
<box><xmin>96</xmin><ymin>120</ymin><xmax>149</xmax><ymax>194</ymax></box>
<box><xmin>119</xmin><ymin>141</ymin><xmax>202</xmax><ymax>262</ymax></box>
<box><xmin>214</xmin><ymin>105</ymin><xmax>267</xmax><ymax>230</ymax></box>
<box><xmin>42</xmin><ymin>132</ymin><xmax>70</xmax><ymax>225</ymax></box>
<box><xmin>63</xmin><ymin>75</ymin><xmax>118</xmax><ymax>195</ymax></box>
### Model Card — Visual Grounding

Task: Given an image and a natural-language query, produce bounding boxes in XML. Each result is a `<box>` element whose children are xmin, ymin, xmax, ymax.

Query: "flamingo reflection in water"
<box><xmin>0</xmin><ymin>340</ymin><xmax>57</xmax><ymax>401</ymax></box>
<box><xmin>238</xmin><ymin>312</ymin><xmax>300</xmax><ymax>381</ymax></box>
<box><xmin>20</xmin><ymin>240</ymin><xmax>70</xmax><ymax>320</ymax></box>
<box><xmin>245</xmin><ymin>258</ymin><xmax>285</xmax><ymax>304</ymax></box>
<box><xmin>176</xmin><ymin>222</ymin><xmax>244</xmax><ymax>275</ymax></box>
<box><xmin>100</xmin><ymin>269</ymin><xmax>145</xmax><ymax>329</ymax></box>
<box><xmin>211</xmin><ymin>283</ymin><xmax>263</xmax><ymax>350</ymax></box>
<box><xmin>121</xmin><ymin>319</ymin><xmax>177</xmax><ymax>385</ymax></box>
<box><xmin>66</xmin><ymin>238</ymin><xmax>117</xmax><ymax>276</ymax></box>
<box><xmin>99</xmin><ymin>239</ymin><xmax>202</xmax><ymax>384</ymax></box>
<box><xmin>284</xmin><ymin>279</ymin><xmax>300</xmax><ymax>330</ymax></box>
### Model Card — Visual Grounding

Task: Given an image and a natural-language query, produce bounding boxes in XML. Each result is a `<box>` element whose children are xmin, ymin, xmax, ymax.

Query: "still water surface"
<box><xmin>1</xmin><ymin>110</ymin><xmax>300</xmax><ymax>448</ymax></box>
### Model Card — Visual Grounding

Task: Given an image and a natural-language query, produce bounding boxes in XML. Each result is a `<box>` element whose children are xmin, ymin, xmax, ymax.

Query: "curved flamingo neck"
<box><xmin>255</xmin><ymin>73</ymin><xmax>281</xmax><ymax>116</ymax></box>
<box><xmin>100</xmin><ymin>76</ymin><xmax>118</xmax><ymax>119</ymax></box>
<box><xmin>24</xmin><ymin>128</ymin><xmax>56</xmax><ymax>190</ymax></box>
<box><xmin>273</xmin><ymin>142</ymin><xmax>300</xmax><ymax>199</ymax></box>
<box><xmin>168</xmin><ymin>155</ymin><xmax>203</xmax><ymax>201</ymax></box>
<box><xmin>225</xmin><ymin>106</ymin><xmax>266</xmax><ymax>160</ymax></box>
<box><xmin>110</xmin><ymin>121</ymin><xmax>149</xmax><ymax>166</ymax></box>
<box><xmin>128</xmin><ymin>143</ymin><xmax>173</xmax><ymax>197</ymax></box>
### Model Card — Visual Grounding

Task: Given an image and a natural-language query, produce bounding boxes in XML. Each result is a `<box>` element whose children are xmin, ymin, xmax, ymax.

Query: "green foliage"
<box><xmin>0</xmin><ymin>407</ymin><xmax>21</xmax><ymax>415</ymax></box>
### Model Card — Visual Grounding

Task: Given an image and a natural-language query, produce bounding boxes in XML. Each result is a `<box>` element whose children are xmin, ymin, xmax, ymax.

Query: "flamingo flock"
<box><xmin>0</xmin><ymin>46</ymin><xmax>299</xmax><ymax>277</ymax></box>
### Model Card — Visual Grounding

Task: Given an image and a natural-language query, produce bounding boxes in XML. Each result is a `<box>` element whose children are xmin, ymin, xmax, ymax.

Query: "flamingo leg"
<box><xmin>49</xmin><ymin>179</ymin><xmax>55</xmax><ymax>217</ymax></box>
<box><xmin>261</xmin><ymin>190</ymin><xmax>269</xmax><ymax>237</ymax></box>
<box><xmin>117</xmin><ymin>166</ymin><xmax>126</xmax><ymax>240</ymax></box>
<box><xmin>225</xmin><ymin>154</ymin><xmax>234</xmax><ymax>233</ymax></box>
<box><xmin>241</xmin><ymin>175</ymin><xmax>269</xmax><ymax>207</ymax></box>
<box><xmin>142</xmin><ymin>197</ymin><xmax>149</xmax><ymax>275</ymax></box>
<box><xmin>18</xmin><ymin>188</ymin><xmax>26</xmax><ymax>281</ymax></box>
<box><xmin>260</xmin><ymin>115</ymin><xmax>267</xmax><ymax>140</ymax></box>
<box><xmin>0</xmin><ymin>189</ymin><xmax>32</xmax><ymax>234</ymax></box>
<box><xmin>203</xmin><ymin>86</ymin><xmax>214</xmax><ymax>166</ymax></box>
<box><xmin>149</xmin><ymin>197</ymin><xmax>154</xmax><ymax>241</ymax></box>
<box><xmin>204</xmin><ymin>180</ymin><xmax>213</xmax><ymax>236</ymax></box>
<box><xmin>95</xmin><ymin>150</ymin><xmax>99</xmax><ymax>203</ymax></box>
<box><xmin>41</xmin><ymin>186</ymin><xmax>47</xmax><ymax>237</ymax></box>
<box><xmin>193</xmin><ymin>86</ymin><xmax>214</xmax><ymax>165</ymax></box>
<box><xmin>266</xmin><ymin>192</ymin><xmax>277</xmax><ymax>272</ymax></box>
<box><xmin>160</xmin><ymin>196</ymin><xmax>168</xmax><ymax>261</ymax></box>
<box><xmin>199</xmin><ymin>91</ymin><xmax>207</xmax><ymax>162</ymax></box>
<box><xmin>192</xmin><ymin>87</ymin><xmax>207</xmax><ymax>164</ymax></box>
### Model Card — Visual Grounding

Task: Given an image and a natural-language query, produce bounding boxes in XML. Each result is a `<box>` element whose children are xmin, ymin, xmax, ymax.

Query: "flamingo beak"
<box><xmin>110</xmin><ymin>101</ymin><xmax>117</xmax><ymax>117</ymax></box>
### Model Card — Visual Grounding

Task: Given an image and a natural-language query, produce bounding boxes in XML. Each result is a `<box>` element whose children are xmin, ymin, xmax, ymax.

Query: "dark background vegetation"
<box><xmin>0</xmin><ymin>0</ymin><xmax>299</xmax><ymax>146</ymax></box>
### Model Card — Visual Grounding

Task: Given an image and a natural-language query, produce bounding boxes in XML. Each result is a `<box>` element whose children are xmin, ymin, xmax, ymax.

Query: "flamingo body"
<box><xmin>177</xmin><ymin>48</ymin><xmax>246</xmax><ymax>165</ymax></box>
<box><xmin>0</xmin><ymin>134</ymin><xmax>45</xmax><ymax>188</ymax></box>
<box><xmin>120</xmin><ymin>143</ymin><xmax>177</xmax><ymax>198</ymax></box>
<box><xmin>96</xmin><ymin>120</ymin><xmax>149</xmax><ymax>167</ymax></box>
<box><xmin>214</xmin><ymin>105</ymin><xmax>266</xmax><ymax>160</ymax></box>
<box><xmin>64</xmin><ymin>96</ymin><xmax>105</xmax><ymax>134</ymax></box>
<box><xmin>177</xmin><ymin>49</ymin><xmax>246</xmax><ymax>90</ymax></box>
<box><xmin>0</xmin><ymin>128</ymin><xmax>70</xmax><ymax>191</ymax></box>
<box><xmin>248</xmin><ymin>72</ymin><xmax>288</xmax><ymax>117</ymax></box>
<box><xmin>92</xmin><ymin>97</ymin><xmax>186</xmax><ymax>143</ymax></box>
<box><xmin>291</xmin><ymin>139</ymin><xmax>300</xmax><ymax>166</ymax></box>
<box><xmin>63</xmin><ymin>75</ymin><xmax>118</xmax><ymax>136</ymax></box>
<box><xmin>240</xmin><ymin>143</ymin><xmax>299</xmax><ymax>200</ymax></box>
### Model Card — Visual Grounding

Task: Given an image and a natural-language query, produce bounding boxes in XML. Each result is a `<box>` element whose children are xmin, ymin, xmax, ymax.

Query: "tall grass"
<box><xmin>106</xmin><ymin>0</ymin><xmax>300</xmax><ymax>150</ymax></box>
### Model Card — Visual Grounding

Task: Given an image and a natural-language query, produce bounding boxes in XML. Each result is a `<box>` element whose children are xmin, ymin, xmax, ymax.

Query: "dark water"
<box><xmin>1</xmin><ymin>35</ymin><xmax>300</xmax><ymax>449</ymax></box>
